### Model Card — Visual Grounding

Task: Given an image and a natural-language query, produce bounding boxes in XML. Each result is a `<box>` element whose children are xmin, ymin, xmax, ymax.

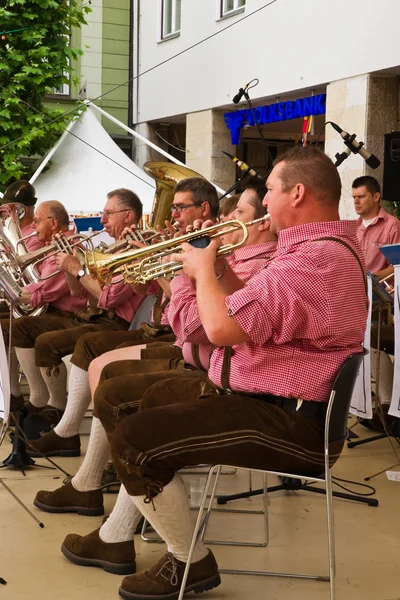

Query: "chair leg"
<box><xmin>201</xmin><ymin>469</ymin><xmax>269</xmax><ymax>548</ymax></box>
<box><xmin>325</xmin><ymin>469</ymin><xmax>336</xmax><ymax>600</ymax></box>
<box><xmin>178</xmin><ymin>466</ymin><xmax>218</xmax><ymax>600</ymax></box>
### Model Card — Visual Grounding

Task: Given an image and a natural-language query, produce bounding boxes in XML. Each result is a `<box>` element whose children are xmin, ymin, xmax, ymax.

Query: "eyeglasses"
<box><xmin>171</xmin><ymin>203</ymin><xmax>202</xmax><ymax>215</ymax></box>
<box><xmin>32</xmin><ymin>217</ymin><xmax>54</xmax><ymax>224</ymax></box>
<box><xmin>100</xmin><ymin>209</ymin><xmax>128</xmax><ymax>218</ymax></box>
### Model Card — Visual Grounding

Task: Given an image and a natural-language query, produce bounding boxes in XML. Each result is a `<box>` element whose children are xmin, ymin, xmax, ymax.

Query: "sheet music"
<box><xmin>350</xmin><ymin>276</ymin><xmax>372</xmax><ymax>419</ymax></box>
<box><xmin>389</xmin><ymin>265</ymin><xmax>400</xmax><ymax>418</ymax></box>
<box><xmin>0</xmin><ymin>321</ymin><xmax>11</xmax><ymax>424</ymax></box>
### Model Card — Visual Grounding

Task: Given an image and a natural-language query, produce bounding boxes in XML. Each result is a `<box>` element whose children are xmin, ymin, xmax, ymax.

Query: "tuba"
<box><xmin>0</xmin><ymin>203</ymin><xmax>48</xmax><ymax>317</ymax></box>
<box><xmin>86</xmin><ymin>161</ymin><xmax>204</xmax><ymax>282</ymax></box>
<box><xmin>143</xmin><ymin>161</ymin><xmax>205</xmax><ymax>228</ymax></box>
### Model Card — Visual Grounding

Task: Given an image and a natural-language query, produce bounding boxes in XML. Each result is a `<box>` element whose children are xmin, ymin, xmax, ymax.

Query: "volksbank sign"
<box><xmin>224</xmin><ymin>94</ymin><xmax>326</xmax><ymax>145</ymax></box>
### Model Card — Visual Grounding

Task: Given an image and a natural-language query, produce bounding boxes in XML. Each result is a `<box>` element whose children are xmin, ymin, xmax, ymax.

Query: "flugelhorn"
<box><xmin>96</xmin><ymin>227</ymin><xmax>162</xmax><ymax>254</ymax></box>
<box><xmin>18</xmin><ymin>229</ymin><xmax>105</xmax><ymax>280</ymax></box>
<box><xmin>88</xmin><ymin>216</ymin><xmax>269</xmax><ymax>286</ymax></box>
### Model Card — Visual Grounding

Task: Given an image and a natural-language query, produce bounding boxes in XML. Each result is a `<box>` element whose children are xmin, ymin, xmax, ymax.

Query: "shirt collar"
<box><xmin>231</xmin><ymin>241</ymin><xmax>277</xmax><ymax>262</ymax></box>
<box><xmin>356</xmin><ymin>207</ymin><xmax>386</xmax><ymax>227</ymax></box>
<box><xmin>277</xmin><ymin>220</ymin><xmax>358</xmax><ymax>250</ymax></box>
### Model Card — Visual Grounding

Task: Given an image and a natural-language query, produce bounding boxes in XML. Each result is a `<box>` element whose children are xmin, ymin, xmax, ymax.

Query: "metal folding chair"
<box><xmin>178</xmin><ymin>350</ymin><xmax>368</xmax><ymax>600</ymax></box>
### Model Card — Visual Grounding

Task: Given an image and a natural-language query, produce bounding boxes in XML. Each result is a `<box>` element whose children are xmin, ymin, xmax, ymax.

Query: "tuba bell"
<box><xmin>0</xmin><ymin>203</ymin><xmax>48</xmax><ymax>317</ymax></box>
<box><xmin>143</xmin><ymin>161</ymin><xmax>205</xmax><ymax>228</ymax></box>
<box><xmin>86</xmin><ymin>162</ymin><xmax>204</xmax><ymax>282</ymax></box>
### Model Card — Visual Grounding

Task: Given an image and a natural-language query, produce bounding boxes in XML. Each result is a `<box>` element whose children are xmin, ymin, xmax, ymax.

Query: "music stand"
<box><xmin>361</xmin><ymin>251</ymin><xmax>400</xmax><ymax>480</ymax></box>
<box><xmin>0</xmin><ymin>300</ymin><xmax>45</xmax><ymax>527</ymax></box>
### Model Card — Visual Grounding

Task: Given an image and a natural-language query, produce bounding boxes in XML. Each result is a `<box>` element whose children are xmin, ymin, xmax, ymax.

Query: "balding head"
<box><xmin>33</xmin><ymin>201</ymin><xmax>70</xmax><ymax>242</ymax></box>
<box><xmin>40</xmin><ymin>201</ymin><xmax>70</xmax><ymax>228</ymax></box>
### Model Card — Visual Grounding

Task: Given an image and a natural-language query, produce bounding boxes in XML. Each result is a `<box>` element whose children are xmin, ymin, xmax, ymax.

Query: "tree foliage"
<box><xmin>0</xmin><ymin>0</ymin><xmax>91</xmax><ymax>185</ymax></box>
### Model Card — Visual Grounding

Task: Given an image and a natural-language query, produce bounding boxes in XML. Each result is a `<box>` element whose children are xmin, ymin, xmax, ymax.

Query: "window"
<box><xmin>161</xmin><ymin>0</ymin><xmax>181</xmax><ymax>39</ymax></box>
<box><xmin>52</xmin><ymin>80</ymin><xmax>70</xmax><ymax>96</ymax></box>
<box><xmin>221</xmin><ymin>0</ymin><xmax>245</xmax><ymax>18</ymax></box>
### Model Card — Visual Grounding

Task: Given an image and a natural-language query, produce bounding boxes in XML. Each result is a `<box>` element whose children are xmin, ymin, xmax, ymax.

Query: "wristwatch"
<box><xmin>76</xmin><ymin>268</ymin><xmax>86</xmax><ymax>281</ymax></box>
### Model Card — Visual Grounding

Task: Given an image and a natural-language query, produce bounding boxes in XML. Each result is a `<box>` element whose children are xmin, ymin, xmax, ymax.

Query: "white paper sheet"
<box><xmin>0</xmin><ymin>321</ymin><xmax>11</xmax><ymax>424</ymax></box>
<box><xmin>389</xmin><ymin>266</ymin><xmax>400</xmax><ymax>418</ymax></box>
<box><xmin>349</xmin><ymin>276</ymin><xmax>372</xmax><ymax>419</ymax></box>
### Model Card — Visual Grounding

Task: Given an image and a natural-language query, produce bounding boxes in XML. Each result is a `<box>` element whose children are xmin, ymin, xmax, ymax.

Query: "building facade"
<box><xmin>131</xmin><ymin>0</ymin><xmax>400</xmax><ymax>216</ymax></box>
<box><xmin>48</xmin><ymin>0</ymin><xmax>132</xmax><ymax>143</ymax></box>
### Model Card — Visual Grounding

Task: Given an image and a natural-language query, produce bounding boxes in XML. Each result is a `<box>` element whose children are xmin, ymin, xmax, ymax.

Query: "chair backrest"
<box><xmin>328</xmin><ymin>350</ymin><xmax>368</xmax><ymax>443</ymax></box>
<box><xmin>129</xmin><ymin>294</ymin><xmax>157</xmax><ymax>331</ymax></box>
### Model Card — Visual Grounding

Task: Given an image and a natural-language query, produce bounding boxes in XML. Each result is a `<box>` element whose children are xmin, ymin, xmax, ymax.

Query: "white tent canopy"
<box><xmin>30</xmin><ymin>106</ymin><xmax>156</xmax><ymax>215</ymax></box>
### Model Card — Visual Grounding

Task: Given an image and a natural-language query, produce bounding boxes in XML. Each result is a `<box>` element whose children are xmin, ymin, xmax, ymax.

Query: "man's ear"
<box><xmin>201</xmin><ymin>202</ymin><xmax>210</xmax><ymax>218</ymax></box>
<box><xmin>125</xmin><ymin>210</ymin><xmax>135</xmax><ymax>224</ymax></box>
<box><xmin>292</xmin><ymin>183</ymin><xmax>306</xmax><ymax>208</ymax></box>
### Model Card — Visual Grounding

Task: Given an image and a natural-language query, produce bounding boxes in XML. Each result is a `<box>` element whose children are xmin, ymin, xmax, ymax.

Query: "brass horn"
<box><xmin>88</xmin><ymin>216</ymin><xmax>269</xmax><ymax>286</ymax></box>
<box><xmin>143</xmin><ymin>161</ymin><xmax>205</xmax><ymax>228</ymax></box>
<box><xmin>17</xmin><ymin>229</ymin><xmax>106</xmax><ymax>280</ymax></box>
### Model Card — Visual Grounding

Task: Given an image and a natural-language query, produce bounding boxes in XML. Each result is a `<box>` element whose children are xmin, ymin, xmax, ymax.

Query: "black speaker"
<box><xmin>383</xmin><ymin>132</ymin><xmax>400</xmax><ymax>202</ymax></box>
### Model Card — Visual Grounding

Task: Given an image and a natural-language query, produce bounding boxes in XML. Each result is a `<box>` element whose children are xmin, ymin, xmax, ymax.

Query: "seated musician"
<box><xmin>70</xmin><ymin>147</ymin><xmax>366</xmax><ymax>599</ymax></box>
<box><xmin>1</xmin><ymin>179</ymin><xmax>43</xmax><ymax>251</ymax></box>
<box><xmin>35</xmin><ymin>180</ymin><xmax>276</xmax><ymax>527</ymax></box>
<box><xmin>353</xmin><ymin>176</ymin><xmax>400</xmax><ymax>416</ymax></box>
<box><xmin>11</xmin><ymin>189</ymin><xmax>144</xmax><ymax>431</ymax></box>
<box><xmin>25</xmin><ymin>178</ymin><xmax>220</xmax><ymax>453</ymax></box>
<box><xmin>0</xmin><ymin>200</ymin><xmax>87</xmax><ymax>411</ymax></box>
<box><xmin>33</xmin><ymin>181</ymin><xmax>277</xmax><ymax>576</ymax></box>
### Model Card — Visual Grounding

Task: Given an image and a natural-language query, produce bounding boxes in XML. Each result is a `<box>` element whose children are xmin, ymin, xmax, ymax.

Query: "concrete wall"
<box><xmin>135</xmin><ymin>0</ymin><xmax>400</xmax><ymax>124</ymax></box>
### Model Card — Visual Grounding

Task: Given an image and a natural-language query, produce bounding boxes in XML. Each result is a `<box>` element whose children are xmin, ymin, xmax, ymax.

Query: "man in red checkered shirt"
<box><xmin>106</xmin><ymin>148</ymin><xmax>369</xmax><ymax>599</ymax></box>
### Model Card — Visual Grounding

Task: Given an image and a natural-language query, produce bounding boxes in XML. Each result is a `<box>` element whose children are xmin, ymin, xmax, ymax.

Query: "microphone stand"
<box><xmin>241</xmin><ymin>89</ymin><xmax>274</xmax><ymax>171</ymax></box>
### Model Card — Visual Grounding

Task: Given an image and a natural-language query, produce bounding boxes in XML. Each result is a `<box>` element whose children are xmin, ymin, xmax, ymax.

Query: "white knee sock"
<box><xmin>132</xmin><ymin>474</ymin><xmax>208</xmax><ymax>563</ymax></box>
<box><xmin>99</xmin><ymin>485</ymin><xmax>142</xmax><ymax>544</ymax></box>
<box><xmin>15</xmin><ymin>348</ymin><xmax>49</xmax><ymax>408</ymax></box>
<box><xmin>9</xmin><ymin>349</ymin><xmax>21</xmax><ymax>397</ymax></box>
<box><xmin>53</xmin><ymin>365</ymin><xmax>91</xmax><ymax>438</ymax></box>
<box><xmin>72</xmin><ymin>417</ymin><xmax>110</xmax><ymax>491</ymax></box>
<box><xmin>39</xmin><ymin>362</ymin><xmax>68</xmax><ymax>411</ymax></box>
<box><xmin>370</xmin><ymin>349</ymin><xmax>394</xmax><ymax>405</ymax></box>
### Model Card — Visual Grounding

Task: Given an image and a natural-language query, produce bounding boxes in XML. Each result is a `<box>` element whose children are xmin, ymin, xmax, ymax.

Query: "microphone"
<box><xmin>334</xmin><ymin>146</ymin><xmax>352</xmax><ymax>168</ymax></box>
<box><xmin>232</xmin><ymin>82</ymin><xmax>250</xmax><ymax>104</ymax></box>
<box><xmin>330</xmin><ymin>122</ymin><xmax>381</xmax><ymax>169</ymax></box>
<box><xmin>222</xmin><ymin>151</ymin><xmax>262</xmax><ymax>178</ymax></box>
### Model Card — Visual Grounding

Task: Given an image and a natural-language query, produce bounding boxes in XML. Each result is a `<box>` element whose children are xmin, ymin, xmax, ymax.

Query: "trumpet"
<box><xmin>88</xmin><ymin>216</ymin><xmax>269</xmax><ymax>286</ymax></box>
<box><xmin>96</xmin><ymin>227</ymin><xmax>162</xmax><ymax>254</ymax></box>
<box><xmin>18</xmin><ymin>229</ymin><xmax>106</xmax><ymax>280</ymax></box>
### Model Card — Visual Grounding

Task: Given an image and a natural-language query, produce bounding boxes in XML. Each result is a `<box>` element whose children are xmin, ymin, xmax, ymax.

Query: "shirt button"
<box><xmin>227</xmin><ymin>309</ymin><xmax>232</xmax><ymax>316</ymax></box>
<box><xmin>184</xmin><ymin>328</ymin><xmax>189</xmax><ymax>334</ymax></box>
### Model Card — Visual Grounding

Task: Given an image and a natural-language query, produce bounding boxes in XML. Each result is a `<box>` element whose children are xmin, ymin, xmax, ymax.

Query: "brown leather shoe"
<box><xmin>61</xmin><ymin>527</ymin><xmax>136</xmax><ymax>575</ymax></box>
<box><xmin>119</xmin><ymin>550</ymin><xmax>220</xmax><ymax>600</ymax></box>
<box><xmin>24</xmin><ymin>405</ymin><xmax>65</xmax><ymax>441</ymax></box>
<box><xmin>27</xmin><ymin>429</ymin><xmax>81</xmax><ymax>457</ymax></box>
<box><xmin>34</xmin><ymin>480</ymin><xmax>104</xmax><ymax>516</ymax></box>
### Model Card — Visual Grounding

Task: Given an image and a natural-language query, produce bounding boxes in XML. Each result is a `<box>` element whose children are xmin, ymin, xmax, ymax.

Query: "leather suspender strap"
<box><xmin>220</xmin><ymin>346</ymin><xmax>233</xmax><ymax>391</ymax></box>
<box><xmin>152</xmin><ymin>289</ymin><xmax>169</xmax><ymax>327</ymax></box>
<box><xmin>191</xmin><ymin>344</ymin><xmax>204</xmax><ymax>371</ymax></box>
<box><xmin>313</xmin><ymin>237</ymin><xmax>368</xmax><ymax>308</ymax></box>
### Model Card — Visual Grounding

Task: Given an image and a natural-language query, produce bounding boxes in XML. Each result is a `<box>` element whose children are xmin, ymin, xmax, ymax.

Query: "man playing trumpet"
<box><xmin>95</xmin><ymin>147</ymin><xmax>367</xmax><ymax>600</ymax></box>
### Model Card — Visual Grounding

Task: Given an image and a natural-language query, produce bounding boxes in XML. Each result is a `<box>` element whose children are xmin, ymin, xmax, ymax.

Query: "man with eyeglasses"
<box><xmin>23</xmin><ymin>178</ymin><xmax>221</xmax><ymax>456</ymax></box>
<box><xmin>10</xmin><ymin>189</ymin><xmax>144</xmax><ymax>438</ymax></box>
<box><xmin>1</xmin><ymin>200</ymin><xmax>88</xmax><ymax>411</ymax></box>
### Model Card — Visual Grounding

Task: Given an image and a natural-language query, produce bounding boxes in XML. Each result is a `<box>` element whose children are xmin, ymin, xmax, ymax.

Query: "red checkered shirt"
<box><xmin>356</xmin><ymin>208</ymin><xmax>400</xmax><ymax>272</ymax></box>
<box><xmin>169</xmin><ymin>242</ymin><xmax>277</xmax><ymax>370</ymax></box>
<box><xmin>209</xmin><ymin>221</ymin><xmax>368</xmax><ymax>402</ymax></box>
